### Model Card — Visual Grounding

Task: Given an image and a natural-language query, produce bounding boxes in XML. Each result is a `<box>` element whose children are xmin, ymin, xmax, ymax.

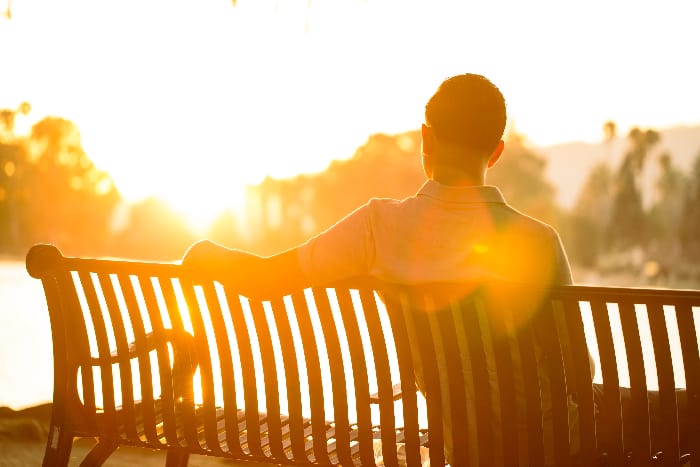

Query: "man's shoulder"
<box><xmin>497</xmin><ymin>203</ymin><xmax>559</xmax><ymax>236</ymax></box>
<box><xmin>362</xmin><ymin>194</ymin><xmax>427</xmax><ymax>221</ymax></box>
<box><xmin>363</xmin><ymin>196</ymin><xmax>411</xmax><ymax>212</ymax></box>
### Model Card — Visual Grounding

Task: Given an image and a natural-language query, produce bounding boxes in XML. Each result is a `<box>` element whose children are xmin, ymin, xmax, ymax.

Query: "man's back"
<box><xmin>297</xmin><ymin>180</ymin><xmax>572</xmax><ymax>288</ymax></box>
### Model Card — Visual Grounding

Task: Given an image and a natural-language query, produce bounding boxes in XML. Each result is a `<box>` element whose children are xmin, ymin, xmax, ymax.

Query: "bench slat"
<box><xmin>117</xmin><ymin>273</ymin><xmax>160</xmax><ymax>446</ymax></box>
<box><xmin>79</xmin><ymin>271</ymin><xmax>119</xmax><ymax>437</ymax></box>
<box><xmin>675</xmin><ymin>298</ymin><xmax>700</xmax><ymax>464</ymax></box>
<box><xmin>268</xmin><ymin>294</ymin><xmax>308</xmax><ymax>461</ymax></box>
<box><xmin>334</xmin><ymin>287</ymin><xmax>374</xmax><ymax>466</ymax></box>
<box><xmin>311</xmin><ymin>287</ymin><xmax>353</xmax><ymax>466</ymax></box>
<box><xmin>158</xmin><ymin>279</ymin><xmax>200</xmax><ymax>448</ymax></box>
<box><xmin>138</xmin><ymin>276</ymin><xmax>178</xmax><ymax>446</ymax></box>
<box><xmin>647</xmin><ymin>299</ymin><xmax>680</xmax><ymax>466</ymax></box>
<box><xmin>201</xmin><ymin>281</ymin><xmax>241</xmax><ymax>457</ymax></box>
<box><xmin>62</xmin><ymin>270</ymin><xmax>98</xmax><ymax>421</ymax></box>
<box><xmin>97</xmin><ymin>271</ymin><xmax>139</xmax><ymax>441</ymax></box>
<box><xmin>181</xmin><ymin>280</ymin><xmax>221</xmax><ymax>453</ymax></box>
<box><xmin>516</xmin><ymin>305</ymin><xmax>546</xmax><ymax>465</ymax></box>
<box><xmin>223</xmin><ymin>287</ymin><xmax>265</xmax><ymax>457</ymax></box>
<box><xmin>486</xmin><ymin>295</ymin><xmax>519</xmax><ymax>467</ymax></box>
<box><xmin>535</xmin><ymin>299</ymin><xmax>573</xmax><ymax>467</ymax></box>
<box><xmin>247</xmin><ymin>297</ymin><xmax>285</xmax><ymax>459</ymax></box>
<box><xmin>383</xmin><ymin>289</ymin><xmax>423</xmax><ymax>467</ymax></box>
<box><xmin>617</xmin><ymin>298</ymin><xmax>653</xmax><ymax>464</ymax></box>
<box><xmin>401</xmin><ymin>290</ymin><xmax>446</xmax><ymax>467</ymax></box>
<box><xmin>559</xmin><ymin>295</ymin><xmax>597</xmax><ymax>464</ymax></box>
<box><xmin>359</xmin><ymin>287</ymin><xmax>399</xmax><ymax>467</ymax></box>
<box><xmin>447</xmin><ymin>296</ymin><xmax>484</xmax><ymax>466</ymax></box>
<box><xmin>590</xmin><ymin>296</ymin><xmax>625</xmax><ymax>463</ymax></box>
<box><xmin>291</xmin><ymin>290</ymin><xmax>331</xmax><ymax>465</ymax></box>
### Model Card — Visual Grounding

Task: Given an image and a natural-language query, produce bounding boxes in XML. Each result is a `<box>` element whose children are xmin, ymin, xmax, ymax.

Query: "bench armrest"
<box><xmin>85</xmin><ymin>329</ymin><xmax>198</xmax><ymax>402</ymax></box>
<box><xmin>90</xmin><ymin>335</ymin><xmax>158</xmax><ymax>364</ymax></box>
<box><xmin>88</xmin><ymin>330</ymin><xmax>196</xmax><ymax>366</ymax></box>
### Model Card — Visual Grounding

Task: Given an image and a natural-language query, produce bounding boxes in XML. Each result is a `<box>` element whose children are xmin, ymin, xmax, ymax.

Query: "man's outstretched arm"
<box><xmin>181</xmin><ymin>240</ymin><xmax>310</xmax><ymax>299</ymax></box>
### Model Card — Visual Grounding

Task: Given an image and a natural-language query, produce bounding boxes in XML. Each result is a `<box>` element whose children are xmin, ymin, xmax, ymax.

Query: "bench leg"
<box><xmin>165</xmin><ymin>447</ymin><xmax>190</xmax><ymax>467</ymax></box>
<box><xmin>41</xmin><ymin>425</ymin><xmax>74</xmax><ymax>467</ymax></box>
<box><xmin>79</xmin><ymin>439</ymin><xmax>119</xmax><ymax>466</ymax></box>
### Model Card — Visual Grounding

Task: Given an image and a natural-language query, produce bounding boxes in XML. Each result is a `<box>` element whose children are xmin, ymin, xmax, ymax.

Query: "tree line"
<box><xmin>2</xmin><ymin>106</ymin><xmax>700</xmax><ymax>284</ymax></box>
<box><xmin>0</xmin><ymin>105</ymin><xmax>198</xmax><ymax>259</ymax></box>
<box><xmin>244</xmin><ymin>124</ymin><xmax>700</xmax><ymax>284</ymax></box>
<box><xmin>564</xmin><ymin>123</ymin><xmax>700</xmax><ymax>280</ymax></box>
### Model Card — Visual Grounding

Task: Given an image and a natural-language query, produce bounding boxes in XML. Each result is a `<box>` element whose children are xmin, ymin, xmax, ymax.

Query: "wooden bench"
<box><xmin>26</xmin><ymin>244</ymin><xmax>699</xmax><ymax>466</ymax></box>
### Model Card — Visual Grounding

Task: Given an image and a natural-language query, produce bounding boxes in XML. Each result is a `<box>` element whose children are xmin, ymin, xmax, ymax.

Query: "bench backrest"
<box><xmin>26</xmin><ymin>244</ymin><xmax>700</xmax><ymax>466</ymax></box>
<box><xmin>551</xmin><ymin>285</ymin><xmax>700</xmax><ymax>466</ymax></box>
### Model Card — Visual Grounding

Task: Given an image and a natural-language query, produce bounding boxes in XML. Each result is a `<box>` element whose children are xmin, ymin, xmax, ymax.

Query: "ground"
<box><xmin>0</xmin><ymin>404</ymin><xmax>280</xmax><ymax>467</ymax></box>
<box><xmin>0</xmin><ymin>438</ymin><xmax>258</xmax><ymax>466</ymax></box>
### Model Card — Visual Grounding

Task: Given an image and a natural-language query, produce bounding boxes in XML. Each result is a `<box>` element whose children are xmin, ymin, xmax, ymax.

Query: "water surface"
<box><xmin>0</xmin><ymin>261</ymin><xmax>53</xmax><ymax>409</ymax></box>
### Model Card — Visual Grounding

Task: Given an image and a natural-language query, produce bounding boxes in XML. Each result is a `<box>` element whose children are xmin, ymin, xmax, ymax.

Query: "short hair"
<box><xmin>425</xmin><ymin>73</ymin><xmax>507</xmax><ymax>155</ymax></box>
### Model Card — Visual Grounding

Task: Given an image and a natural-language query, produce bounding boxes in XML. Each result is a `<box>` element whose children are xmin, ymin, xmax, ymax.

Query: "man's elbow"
<box><xmin>237</xmin><ymin>249</ymin><xmax>310</xmax><ymax>299</ymax></box>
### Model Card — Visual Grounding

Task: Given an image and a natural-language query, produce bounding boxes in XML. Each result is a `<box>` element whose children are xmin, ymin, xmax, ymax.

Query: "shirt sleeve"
<box><xmin>296</xmin><ymin>202</ymin><xmax>375</xmax><ymax>285</ymax></box>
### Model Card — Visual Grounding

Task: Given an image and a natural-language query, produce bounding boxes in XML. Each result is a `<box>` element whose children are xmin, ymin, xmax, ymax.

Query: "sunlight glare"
<box><xmin>2</xmin><ymin>0</ymin><xmax>699</xmax><ymax>233</ymax></box>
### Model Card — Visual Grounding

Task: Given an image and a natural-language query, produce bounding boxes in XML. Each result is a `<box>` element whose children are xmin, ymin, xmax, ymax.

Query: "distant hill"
<box><xmin>535</xmin><ymin>124</ymin><xmax>700</xmax><ymax>209</ymax></box>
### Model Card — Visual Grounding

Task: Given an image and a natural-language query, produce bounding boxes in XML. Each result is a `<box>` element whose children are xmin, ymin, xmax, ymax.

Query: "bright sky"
<box><xmin>1</xmin><ymin>0</ymin><xmax>699</xmax><ymax>229</ymax></box>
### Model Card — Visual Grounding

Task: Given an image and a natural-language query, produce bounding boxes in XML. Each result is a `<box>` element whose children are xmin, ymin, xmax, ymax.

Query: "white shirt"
<box><xmin>298</xmin><ymin>179</ymin><xmax>572</xmax><ymax>286</ymax></box>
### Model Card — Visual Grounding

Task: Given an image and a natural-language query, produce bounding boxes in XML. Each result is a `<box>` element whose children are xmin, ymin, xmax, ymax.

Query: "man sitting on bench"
<box><xmin>183</xmin><ymin>73</ymin><xmax>578</xmax><ymax>465</ymax></box>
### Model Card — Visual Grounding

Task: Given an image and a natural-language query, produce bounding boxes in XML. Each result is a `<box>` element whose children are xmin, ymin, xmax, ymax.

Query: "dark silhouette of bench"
<box><xmin>26</xmin><ymin>244</ymin><xmax>699</xmax><ymax>466</ymax></box>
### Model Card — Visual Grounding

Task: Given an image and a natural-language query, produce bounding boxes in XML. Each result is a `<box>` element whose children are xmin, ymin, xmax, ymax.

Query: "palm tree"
<box><xmin>606</xmin><ymin>128</ymin><xmax>660</xmax><ymax>250</ymax></box>
<box><xmin>603</xmin><ymin>120</ymin><xmax>616</xmax><ymax>142</ymax></box>
<box><xmin>602</xmin><ymin>120</ymin><xmax>617</xmax><ymax>163</ymax></box>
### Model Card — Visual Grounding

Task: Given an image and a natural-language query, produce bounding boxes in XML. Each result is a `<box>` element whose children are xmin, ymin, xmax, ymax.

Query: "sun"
<box><xmin>4</xmin><ymin>0</ymin><xmax>413</xmax><ymax>242</ymax></box>
<box><xmin>167</xmin><ymin>183</ymin><xmax>249</xmax><ymax>236</ymax></box>
<box><xmin>110</xmin><ymin>159</ymin><xmax>251</xmax><ymax>236</ymax></box>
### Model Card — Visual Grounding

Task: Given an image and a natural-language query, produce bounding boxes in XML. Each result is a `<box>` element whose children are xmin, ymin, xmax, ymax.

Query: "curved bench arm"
<box><xmin>85</xmin><ymin>329</ymin><xmax>198</xmax><ymax>403</ymax></box>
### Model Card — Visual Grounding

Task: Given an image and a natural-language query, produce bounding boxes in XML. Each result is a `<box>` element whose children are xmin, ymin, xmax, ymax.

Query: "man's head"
<box><xmin>422</xmin><ymin>74</ymin><xmax>507</xmax><ymax>183</ymax></box>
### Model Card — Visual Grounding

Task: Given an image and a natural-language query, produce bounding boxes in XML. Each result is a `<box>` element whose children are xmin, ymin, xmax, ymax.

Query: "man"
<box><xmin>183</xmin><ymin>73</ymin><xmax>574</xmax><ymax>465</ymax></box>
<box><xmin>183</xmin><ymin>73</ymin><xmax>571</xmax><ymax>291</ymax></box>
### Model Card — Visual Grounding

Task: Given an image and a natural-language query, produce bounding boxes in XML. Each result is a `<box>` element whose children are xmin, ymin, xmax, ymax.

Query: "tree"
<box><xmin>0</xmin><ymin>103</ymin><xmax>32</xmax><ymax>252</ymax></box>
<box><xmin>487</xmin><ymin>132</ymin><xmax>558</xmax><ymax>224</ymax></box>
<box><xmin>245</xmin><ymin>130</ymin><xmax>559</xmax><ymax>255</ymax></box>
<box><xmin>647</xmin><ymin>152</ymin><xmax>686</xmax><ymax>257</ymax></box>
<box><xmin>0</xmin><ymin>102</ymin><xmax>30</xmax><ymax>140</ymax></box>
<box><xmin>23</xmin><ymin>117</ymin><xmax>121</xmax><ymax>255</ymax></box>
<box><xmin>603</xmin><ymin>120</ymin><xmax>617</xmax><ymax>143</ymax></box>
<box><xmin>110</xmin><ymin>197</ymin><xmax>197</xmax><ymax>260</ymax></box>
<box><xmin>679</xmin><ymin>151</ymin><xmax>700</xmax><ymax>259</ymax></box>
<box><xmin>566</xmin><ymin>162</ymin><xmax>613</xmax><ymax>266</ymax></box>
<box><xmin>207</xmin><ymin>209</ymin><xmax>245</xmax><ymax>248</ymax></box>
<box><xmin>0</xmin><ymin>139</ymin><xmax>26</xmax><ymax>251</ymax></box>
<box><xmin>606</xmin><ymin>127</ymin><xmax>660</xmax><ymax>250</ymax></box>
<box><xmin>245</xmin><ymin>131</ymin><xmax>424</xmax><ymax>254</ymax></box>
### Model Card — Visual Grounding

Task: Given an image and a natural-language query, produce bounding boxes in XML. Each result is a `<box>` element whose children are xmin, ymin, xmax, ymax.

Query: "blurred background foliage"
<box><xmin>1</xmin><ymin>104</ymin><xmax>700</xmax><ymax>287</ymax></box>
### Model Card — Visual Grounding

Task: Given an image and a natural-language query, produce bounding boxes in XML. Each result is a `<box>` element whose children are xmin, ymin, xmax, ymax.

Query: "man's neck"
<box><xmin>431</xmin><ymin>166</ymin><xmax>486</xmax><ymax>187</ymax></box>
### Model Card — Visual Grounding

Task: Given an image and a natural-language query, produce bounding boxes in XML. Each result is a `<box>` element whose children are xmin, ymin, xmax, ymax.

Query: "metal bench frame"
<box><xmin>26</xmin><ymin>244</ymin><xmax>700</xmax><ymax>466</ymax></box>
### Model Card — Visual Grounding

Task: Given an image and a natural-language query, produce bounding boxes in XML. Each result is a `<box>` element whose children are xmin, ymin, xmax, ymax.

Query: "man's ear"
<box><xmin>486</xmin><ymin>140</ymin><xmax>505</xmax><ymax>168</ymax></box>
<box><xmin>421</xmin><ymin>124</ymin><xmax>435</xmax><ymax>156</ymax></box>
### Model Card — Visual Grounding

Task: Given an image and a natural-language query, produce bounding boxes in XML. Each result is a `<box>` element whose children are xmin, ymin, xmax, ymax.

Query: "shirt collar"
<box><xmin>416</xmin><ymin>179</ymin><xmax>506</xmax><ymax>204</ymax></box>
